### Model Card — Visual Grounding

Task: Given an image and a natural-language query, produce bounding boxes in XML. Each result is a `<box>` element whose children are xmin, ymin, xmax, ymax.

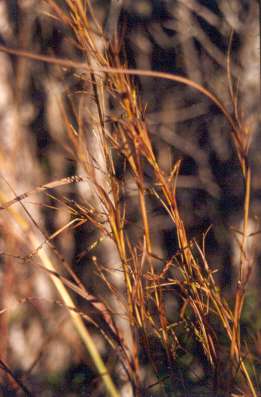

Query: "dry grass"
<box><xmin>0</xmin><ymin>1</ymin><xmax>259</xmax><ymax>396</ymax></box>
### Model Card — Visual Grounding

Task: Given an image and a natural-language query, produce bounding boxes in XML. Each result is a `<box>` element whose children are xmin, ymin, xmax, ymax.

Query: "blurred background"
<box><xmin>0</xmin><ymin>0</ymin><xmax>260</xmax><ymax>395</ymax></box>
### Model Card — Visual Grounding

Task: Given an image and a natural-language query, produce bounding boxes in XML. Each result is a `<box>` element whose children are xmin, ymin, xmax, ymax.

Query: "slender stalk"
<box><xmin>0</xmin><ymin>191</ymin><xmax>120</xmax><ymax>397</ymax></box>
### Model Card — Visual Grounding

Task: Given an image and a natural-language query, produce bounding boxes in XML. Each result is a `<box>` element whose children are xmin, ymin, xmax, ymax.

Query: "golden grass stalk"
<box><xmin>0</xmin><ymin>190</ymin><xmax>120</xmax><ymax>397</ymax></box>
